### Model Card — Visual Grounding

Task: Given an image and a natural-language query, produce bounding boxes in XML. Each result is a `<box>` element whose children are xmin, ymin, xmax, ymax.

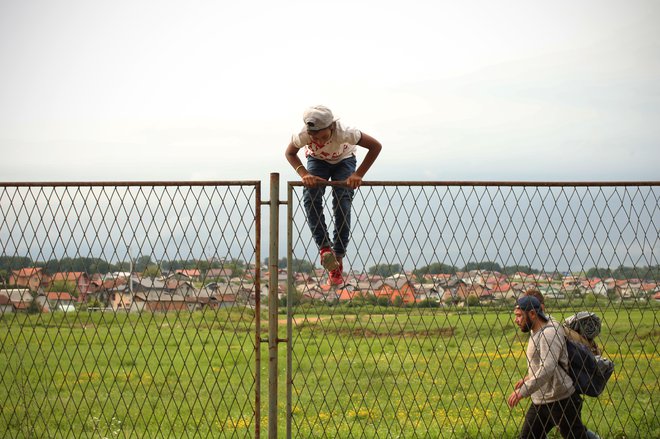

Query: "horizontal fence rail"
<box><xmin>287</xmin><ymin>181</ymin><xmax>659</xmax><ymax>438</ymax></box>
<box><xmin>0</xmin><ymin>182</ymin><xmax>262</xmax><ymax>438</ymax></box>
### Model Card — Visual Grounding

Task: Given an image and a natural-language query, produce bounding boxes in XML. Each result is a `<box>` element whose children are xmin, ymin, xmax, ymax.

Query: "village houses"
<box><xmin>1</xmin><ymin>264</ymin><xmax>658</xmax><ymax>314</ymax></box>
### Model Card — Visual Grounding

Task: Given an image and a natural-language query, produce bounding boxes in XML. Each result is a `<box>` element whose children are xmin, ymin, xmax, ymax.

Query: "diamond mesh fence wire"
<box><xmin>1</xmin><ymin>181</ymin><xmax>658</xmax><ymax>438</ymax></box>
<box><xmin>0</xmin><ymin>182</ymin><xmax>262</xmax><ymax>438</ymax></box>
<box><xmin>286</xmin><ymin>182</ymin><xmax>659</xmax><ymax>438</ymax></box>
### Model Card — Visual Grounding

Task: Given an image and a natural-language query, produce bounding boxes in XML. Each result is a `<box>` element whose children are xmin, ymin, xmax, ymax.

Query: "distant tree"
<box><xmin>42</xmin><ymin>259</ymin><xmax>61</xmax><ymax>274</ymax></box>
<box><xmin>393</xmin><ymin>296</ymin><xmax>404</xmax><ymax>307</ymax></box>
<box><xmin>263</xmin><ymin>257</ymin><xmax>315</xmax><ymax>274</ymax></box>
<box><xmin>291</xmin><ymin>259</ymin><xmax>315</xmax><ymax>273</ymax></box>
<box><xmin>27</xmin><ymin>293</ymin><xmax>41</xmax><ymax>314</ymax></box>
<box><xmin>412</xmin><ymin>262</ymin><xmax>456</xmax><ymax>278</ymax></box>
<box><xmin>368</xmin><ymin>264</ymin><xmax>402</xmax><ymax>278</ymax></box>
<box><xmin>196</xmin><ymin>260</ymin><xmax>212</xmax><ymax>272</ymax></box>
<box><xmin>585</xmin><ymin>265</ymin><xmax>659</xmax><ymax>281</ymax></box>
<box><xmin>646</xmin><ymin>265</ymin><xmax>660</xmax><ymax>281</ymax></box>
<box><xmin>585</xmin><ymin>267</ymin><xmax>613</xmax><ymax>278</ymax></box>
<box><xmin>462</xmin><ymin>261</ymin><xmax>503</xmax><ymax>272</ymax></box>
<box><xmin>134</xmin><ymin>256</ymin><xmax>153</xmax><ymax>272</ymax></box>
<box><xmin>48</xmin><ymin>280</ymin><xmax>77</xmax><ymax>295</ymax></box>
<box><xmin>43</xmin><ymin>257</ymin><xmax>117</xmax><ymax>274</ymax></box>
<box><xmin>279</xmin><ymin>289</ymin><xmax>302</xmax><ymax>307</ymax></box>
<box><xmin>231</xmin><ymin>258</ymin><xmax>246</xmax><ymax>268</ymax></box>
<box><xmin>162</xmin><ymin>260</ymin><xmax>183</xmax><ymax>271</ymax></box>
<box><xmin>607</xmin><ymin>289</ymin><xmax>618</xmax><ymax>301</ymax></box>
<box><xmin>377</xmin><ymin>296</ymin><xmax>390</xmax><ymax>307</ymax></box>
<box><xmin>0</xmin><ymin>256</ymin><xmax>33</xmax><ymax>272</ymax></box>
<box><xmin>613</xmin><ymin>265</ymin><xmax>637</xmax><ymax>279</ymax></box>
<box><xmin>417</xmin><ymin>299</ymin><xmax>439</xmax><ymax>308</ymax></box>
<box><xmin>466</xmin><ymin>295</ymin><xmax>480</xmax><ymax>307</ymax></box>
<box><xmin>143</xmin><ymin>264</ymin><xmax>162</xmax><ymax>278</ymax></box>
<box><xmin>612</xmin><ymin>265</ymin><xmax>659</xmax><ymax>280</ymax></box>
<box><xmin>208</xmin><ymin>260</ymin><xmax>223</xmax><ymax>270</ymax></box>
<box><xmin>90</xmin><ymin>258</ymin><xmax>117</xmax><ymax>274</ymax></box>
<box><xmin>116</xmin><ymin>261</ymin><xmax>134</xmax><ymax>272</ymax></box>
<box><xmin>224</xmin><ymin>259</ymin><xmax>246</xmax><ymax>277</ymax></box>
<box><xmin>502</xmin><ymin>265</ymin><xmax>540</xmax><ymax>275</ymax></box>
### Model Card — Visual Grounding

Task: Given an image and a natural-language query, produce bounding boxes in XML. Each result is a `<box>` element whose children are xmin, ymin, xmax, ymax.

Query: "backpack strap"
<box><xmin>534</xmin><ymin>322</ymin><xmax>571</xmax><ymax>373</ymax></box>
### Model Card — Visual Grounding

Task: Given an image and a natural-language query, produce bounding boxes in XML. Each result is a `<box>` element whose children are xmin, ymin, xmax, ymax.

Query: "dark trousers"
<box><xmin>520</xmin><ymin>391</ymin><xmax>590</xmax><ymax>439</ymax></box>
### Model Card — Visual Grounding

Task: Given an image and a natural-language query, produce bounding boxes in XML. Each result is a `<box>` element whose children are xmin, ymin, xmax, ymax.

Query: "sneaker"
<box><xmin>327</xmin><ymin>260</ymin><xmax>344</xmax><ymax>286</ymax></box>
<box><xmin>320</xmin><ymin>247</ymin><xmax>339</xmax><ymax>271</ymax></box>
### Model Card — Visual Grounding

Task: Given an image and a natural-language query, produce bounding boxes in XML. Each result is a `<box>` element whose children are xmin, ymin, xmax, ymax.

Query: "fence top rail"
<box><xmin>288</xmin><ymin>180</ymin><xmax>660</xmax><ymax>188</ymax></box>
<box><xmin>1</xmin><ymin>180</ymin><xmax>657</xmax><ymax>188</ymax></box>
<box><xmin>0</xmin><ymin>180</ymin><xmax>261</xmax><ymax>188</ymax></box>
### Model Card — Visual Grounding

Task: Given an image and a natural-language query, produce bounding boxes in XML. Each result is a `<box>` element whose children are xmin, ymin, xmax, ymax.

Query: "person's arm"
<box><xmin>285</xmin><ymin>142</ymin><xmax>325</xmax><ymax>188</ymax></box>
<box><xmin>345</xmin><ymin>132</ymin><xmax>382</xmax><ymax>189</ymax></box>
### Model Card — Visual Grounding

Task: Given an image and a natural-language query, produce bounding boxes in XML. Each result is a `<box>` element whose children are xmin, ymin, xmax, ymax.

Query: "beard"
<box><xmin>520</xmin><ymin>317</ymin><xmax>532</xmax><ymax>333</ymax></box>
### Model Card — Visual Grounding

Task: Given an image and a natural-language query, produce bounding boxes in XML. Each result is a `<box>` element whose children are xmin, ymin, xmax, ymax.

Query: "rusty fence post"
<box><xmin>268</xmin><ymin>173</ymin><xmax>280</xmax><ymax>438</ymax></box>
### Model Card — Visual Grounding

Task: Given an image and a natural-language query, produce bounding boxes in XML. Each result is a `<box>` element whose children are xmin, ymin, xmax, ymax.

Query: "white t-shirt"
<box><xmin>291</xmin><ymin>121</ymin><xmax>362</xmax><ymax>164</ymax></box>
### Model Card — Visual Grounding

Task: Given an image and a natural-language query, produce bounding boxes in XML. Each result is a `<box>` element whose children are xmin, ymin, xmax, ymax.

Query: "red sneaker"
<box><xmin>320</xmin><ymin>247</ymin><xmax>339</xmax><ymax>271</ymax></box>
<box><xmin>327</xmin><ymin>260</ymin><xmax>344</xmax><ymax>286</ymax></box>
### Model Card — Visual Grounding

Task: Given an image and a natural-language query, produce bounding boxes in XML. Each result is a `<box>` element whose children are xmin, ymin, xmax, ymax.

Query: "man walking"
<box><xmin>508</xmin><ymin>295</ymin><xmax>598</xmax><ymax>438</ymax></box>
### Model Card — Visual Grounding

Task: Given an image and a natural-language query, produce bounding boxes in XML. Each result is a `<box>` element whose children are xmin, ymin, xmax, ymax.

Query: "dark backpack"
<box><xmin>564</xmin><ymin>337</ymin><xmax>614</xmax><ymax>397</ymax></box>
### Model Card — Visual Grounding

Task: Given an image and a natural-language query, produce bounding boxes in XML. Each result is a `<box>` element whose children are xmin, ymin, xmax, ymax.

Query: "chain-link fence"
<box><xmin>1</xmin><ymin>180</ymin><xmax>658</xmax><ymax>438</ymax></box>
<box><xmin>287</xmin><ymin>182</ymin><xmax>659</xmax><ymax>438</ymax></box>
<box><xmin>0</xmin><ymin>182</ymin><xmax>263</xmax><ymax>438</ymax></box>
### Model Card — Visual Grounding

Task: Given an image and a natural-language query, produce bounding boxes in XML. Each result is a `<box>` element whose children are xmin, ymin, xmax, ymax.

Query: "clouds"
<box><xmin>0</xmin><ymin>0</ymin><xmax>658</xmax><ymax>183</ymax></box>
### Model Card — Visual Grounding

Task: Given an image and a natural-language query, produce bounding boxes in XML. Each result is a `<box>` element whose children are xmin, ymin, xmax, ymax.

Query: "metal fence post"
<box><xmin>268</xmin><ymin>173</ymin><xmax>280</xmax><ymax>438</ymax></box>
<box><xmin>255</xmin><ymin>181</ymin><xmax>262</xmax><ymax>439</ymax></box>
<box><xmin>286</xmin><ymin>182</ymin><xmax>294</xmax><ymax>439</ymax></box>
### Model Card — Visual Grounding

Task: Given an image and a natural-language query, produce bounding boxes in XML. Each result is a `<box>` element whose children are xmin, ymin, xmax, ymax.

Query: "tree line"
<box><xmin>262</xmin><ymin>259</ymin><xmax>658</xmax><ymax>281</ymax></box>
<box><xmin>365</xmin><ymin>262</ymin><xmax>540</xmax><ymax>278</ymax></box>
<box><xmin>372</xmin><ymin>262</ymin><xmax>659</xmax><ymax>281</ymax></box>
<box><xmin>0</xmin><ymin>256</ymin><xmax>248</xmax><ymax>282</ymax></box>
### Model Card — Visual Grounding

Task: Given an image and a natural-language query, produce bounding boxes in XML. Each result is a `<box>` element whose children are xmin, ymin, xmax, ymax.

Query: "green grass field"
<box><xmin>1</xmin><ymin>306</ymin><xmax>658</xmax><ymax>438</ymax></box>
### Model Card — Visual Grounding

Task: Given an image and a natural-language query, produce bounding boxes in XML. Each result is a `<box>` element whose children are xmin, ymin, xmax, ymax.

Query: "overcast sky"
<box><xmin>1</xmin><ymin>0</ymin><xmax>658</xmax><ymax>184</ymax></box>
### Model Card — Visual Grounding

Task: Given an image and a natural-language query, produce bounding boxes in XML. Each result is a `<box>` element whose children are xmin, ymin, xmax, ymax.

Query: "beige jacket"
<box><xmin>519</xmin><ymin>320</ymin><xmax>575</xmax><ymax>404</ymax></box>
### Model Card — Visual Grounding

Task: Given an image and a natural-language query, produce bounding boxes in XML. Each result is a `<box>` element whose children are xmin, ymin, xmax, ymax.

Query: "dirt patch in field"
<box><xmin>275</xmin><ymin>316</ymin><xmax>453</xmax><ymax>337</ymax></box>
<box><xmin>278</xmin><ymin>315</ymin><xmax>357</xmax><ymax>326</ymax></box>
<box><xmin>277</xmin><ymin>315</ymin><xmax>325</xmax><ymax>326</ymax></box>
<box><xmin>338</xmin><ymin>326</ymin><xmax>455</xmax><ymax>338</ymax></box>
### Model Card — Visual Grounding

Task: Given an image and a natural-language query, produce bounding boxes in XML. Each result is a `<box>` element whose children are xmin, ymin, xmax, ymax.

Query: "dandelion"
<box><xmin>357</xmin><ymin>407</ymin><xmax>370</xmax><ymax>420</ymax></box>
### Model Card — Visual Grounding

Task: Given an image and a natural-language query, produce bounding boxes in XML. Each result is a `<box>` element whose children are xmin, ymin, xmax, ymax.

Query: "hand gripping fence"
<box><xmin>0</xmin><ymin>178</ymin><xmax>658</xmax><ymax>438</ymax></box>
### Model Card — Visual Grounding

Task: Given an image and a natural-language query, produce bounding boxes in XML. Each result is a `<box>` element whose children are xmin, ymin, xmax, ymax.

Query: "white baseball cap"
<box><xmin>303</xmin><ymin>105</ymin><xmax>337</xmax><ymax>131</ymax></box>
